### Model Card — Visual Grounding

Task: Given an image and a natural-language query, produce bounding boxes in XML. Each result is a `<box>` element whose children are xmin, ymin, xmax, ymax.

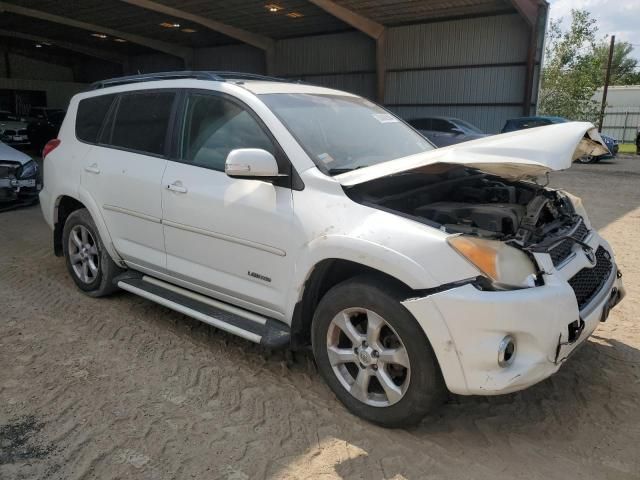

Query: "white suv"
<box><xmin>40</xmin><ymin>72</ymin><xmax>624</xmax><ymax>427</ymax></box>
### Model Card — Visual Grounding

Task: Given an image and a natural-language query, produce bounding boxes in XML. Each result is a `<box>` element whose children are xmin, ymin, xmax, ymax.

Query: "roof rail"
<box><xmin>89</xmin><ymin>70</ymin><xmax>291</xmax><ymax>90</ymax></box>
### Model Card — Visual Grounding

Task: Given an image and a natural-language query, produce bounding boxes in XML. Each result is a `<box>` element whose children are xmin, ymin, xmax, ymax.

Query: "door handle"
<box><xmin>84</xmin><ymin>163</ymin><xmax>100</xmax><ymax>174</ymax></box>
<box><xmin>166</xmin><ymin>181</ymin><xmax>187</xmax><ymax>193</ymax></box>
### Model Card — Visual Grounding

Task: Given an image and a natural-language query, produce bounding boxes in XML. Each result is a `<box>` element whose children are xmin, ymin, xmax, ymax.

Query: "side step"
<box><xmin>117</xmin><ymin>274</ymin><xmax>290</xmax><ymax>348</ymax></box>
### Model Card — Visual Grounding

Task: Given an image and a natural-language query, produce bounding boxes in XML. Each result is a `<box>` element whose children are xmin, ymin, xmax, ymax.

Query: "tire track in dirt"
<box><xmin>2</xmin><ymin>161</ymin><xmax>640</xmax><ymax>480</ymax></box>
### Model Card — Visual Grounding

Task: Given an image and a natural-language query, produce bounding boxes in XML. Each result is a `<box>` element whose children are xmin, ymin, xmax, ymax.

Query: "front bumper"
<box><xmin>0</xmin><ymin>176</ymin><xmax>41</xmax><ymax>202</ymax></box>
<box><xmin>402</xmin><ymin>235</ymin><xmax>624</xmax><ymax>396</ymax></box>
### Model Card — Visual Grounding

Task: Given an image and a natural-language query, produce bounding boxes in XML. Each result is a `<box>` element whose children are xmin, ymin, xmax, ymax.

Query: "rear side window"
<box><xmin>409</xmin><ymin>118</ymin><xmax>432</xmax><ymax>130</ymax></box>
<box><xmin>76</xmin><ymin>95</ymin><xmax>115</xmax><ymax>143</ymax></box>
<box><xmin>110</xmin><ymin>91</ymin><xmax>175</xmax><ymax>156</ymax></box>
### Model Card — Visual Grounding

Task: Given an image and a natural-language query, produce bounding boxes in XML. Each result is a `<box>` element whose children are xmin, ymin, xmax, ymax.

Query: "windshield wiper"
<box><xmin>327</xmin><ymin>165</ymin><xmax>366</xmax><ymax>175</ymax></box>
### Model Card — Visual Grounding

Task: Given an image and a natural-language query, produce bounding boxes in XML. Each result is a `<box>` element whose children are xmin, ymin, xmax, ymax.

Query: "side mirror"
<box><xmin>225</xmin><ymin>148</ymin><xmax>281</xmax><ymax>179</ymax></box>
<box><xmin>451</xmin><ymin>127</ymin><xmax>464</xmax><ymax>135</ymax></box>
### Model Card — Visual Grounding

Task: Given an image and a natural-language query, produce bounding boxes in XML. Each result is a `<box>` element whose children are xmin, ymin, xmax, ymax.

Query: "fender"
<box><xmin>75</xmin><ymin>186</ymin><xmax>124</xmax><ymax>265</ymax></box>
<box><xmin>284</xmin><ymin>234</ymin><xmax>440</xmax><ymax>320</ymax></box>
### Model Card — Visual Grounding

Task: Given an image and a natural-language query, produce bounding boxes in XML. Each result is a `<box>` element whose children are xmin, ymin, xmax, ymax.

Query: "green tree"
<box><xmin>538</xmin><ymin>9</ymin><xmax>601</xmax><ymax>122</ymax></box>
<box><xmin>590</xmin><ymin>40</ymin><xmax>640</xmax><ymax>86</ymax></box>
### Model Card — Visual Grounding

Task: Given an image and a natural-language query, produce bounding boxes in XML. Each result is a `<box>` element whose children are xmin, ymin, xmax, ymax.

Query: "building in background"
<box><xmin>0</xmin><ymin>0</ymin><xmax>547</xmax><ymax>133</ymax></box>
<box><xmin>593</xmin><ymin>85</ymin><xmax>640</xmax><ymax>143</ymax></box>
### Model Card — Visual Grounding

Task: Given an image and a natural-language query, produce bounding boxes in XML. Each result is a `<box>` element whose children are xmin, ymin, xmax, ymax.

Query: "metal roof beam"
<box><xmin>510</xmin><ymin>0</ymin><xmax>542</xmax><ymax>27</ymax></box>
<box><xmin>0</xmin><ymin>28</ymin><xmax>127</xmax><ymax>65</ymax></box>
<box><xmin>308</xmin><ymin>0</ymin><xmax>384</xmax><ymax>39</ymax></box>
<box><xmin>0</xmin><ymin>1</ymin><xmax>193</xmax><ymax>65</ymax></box>
<box><xmin>308</xmin><ymin>0</ymin><xmax>386</xmax><ymax>102</ymax></box>
<box><xmin>118</xmin><ymin>0</ymin><xmax>275</xmax><ymax>52</ymax></box>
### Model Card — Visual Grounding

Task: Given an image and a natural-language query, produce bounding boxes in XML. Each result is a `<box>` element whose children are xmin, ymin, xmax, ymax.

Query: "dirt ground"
<box><xmin>1</xmin><ymin>156</ymin><xmax>639</xmax><ymax>480</ymax></box>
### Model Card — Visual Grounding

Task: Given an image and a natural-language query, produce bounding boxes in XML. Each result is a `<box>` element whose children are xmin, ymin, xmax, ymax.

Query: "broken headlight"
<box><xmin>447</xmin><ymin>235</ymin><xmax>537</xmax><ymax>289</ymax></box>
<box><xmin>18</xmin><ymin>160</ymin><xmax>38</xmax><ymax>179</ymax></box>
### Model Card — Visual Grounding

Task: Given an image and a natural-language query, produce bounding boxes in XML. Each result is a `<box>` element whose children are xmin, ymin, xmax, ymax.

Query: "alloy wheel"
<box><xmin>326</xmin><ymin>308</ymin><xmax>410</xmax><ymax>407</ymax></box>
<box><xmin>68</xmin><ymin>225</ymin><xmax>100</xmax><ymax>284</ymax></box>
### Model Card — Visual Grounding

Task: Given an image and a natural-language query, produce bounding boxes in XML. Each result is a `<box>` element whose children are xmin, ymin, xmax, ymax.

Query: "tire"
<box><xmin>311</xmin><ymin>275</ymin><xmax>446</xmax><ymax>427</ymax></box>
<box><xmin>577</xmin><ymin>155</ymin><xmax>596</xmax><ymax>164</ymax></box>
<box><xmin>62</xmin><ymin>208</ymin><xmax>122</xmax><ymax>297</ymax></box>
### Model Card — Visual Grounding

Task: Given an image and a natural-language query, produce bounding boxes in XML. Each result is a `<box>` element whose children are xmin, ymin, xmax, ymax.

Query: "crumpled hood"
<box><xmin>336</xmin><ymin>122</ymin><xmax>609</xmax><ymax>186</ymax></box>
<box><xmin>0</xmin><ymin>141</ymin><xmax>32</xmax><ymax>165</ymax></box>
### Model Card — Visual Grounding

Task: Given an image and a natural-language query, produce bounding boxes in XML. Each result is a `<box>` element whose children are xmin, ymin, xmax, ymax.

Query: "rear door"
<box><xmin>80</xmin><ymin>90</ymin><xmax>177</xmax><ymax>270</ymax></box>
<box><xmin>160</xmin><ymin>90</ymin><xmax>295</xmax><ymax>317</ymax></box>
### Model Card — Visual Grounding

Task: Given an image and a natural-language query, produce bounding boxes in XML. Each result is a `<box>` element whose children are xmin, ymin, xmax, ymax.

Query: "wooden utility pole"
<box><xmin>598</xmin><ymin>35</ymin><xmax>615</xmax><ymax>132</ymax></box>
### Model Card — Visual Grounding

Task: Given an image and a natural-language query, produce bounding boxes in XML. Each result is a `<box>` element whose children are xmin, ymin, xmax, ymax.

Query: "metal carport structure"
<box><xmin>0</xmin><ymin>0</ymin><xmax>547</xmax><ymax>132</ymax></box>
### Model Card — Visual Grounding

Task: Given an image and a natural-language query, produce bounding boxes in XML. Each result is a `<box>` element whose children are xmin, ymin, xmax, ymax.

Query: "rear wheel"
<box><xmin>312</xmin><ymin>276</ymin><xmax>446</xmax><ymax>427</ymax></box>
<box><xmin>62</xmin><ymin>208</ymin><xmax>122</xmax><ymax>297</ymax></box>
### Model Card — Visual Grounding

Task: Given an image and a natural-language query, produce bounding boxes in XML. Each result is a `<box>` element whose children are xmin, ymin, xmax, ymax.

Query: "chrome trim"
<box><xmin>103</xmin><ymin>204</ymin><xmax>161</xmax><ymax>223</ymax></box>
<box><xmin>124</xmin><ymin>261</ymin><xmax>285</xmax><ymax>321</ymax></box>
<box><xmin>161</xmin><ymin>219</ymin><xmax>286</xmax><ymax>257</ymax></box>
<box><xmin>118</xmin><ymin>281</ymin><xmax>262</xmax><ymax>344</ymax></box>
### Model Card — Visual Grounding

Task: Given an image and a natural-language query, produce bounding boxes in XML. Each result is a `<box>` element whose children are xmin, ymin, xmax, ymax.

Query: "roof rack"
<box><xmin>89</xmin><ymin>70</ymin><xmax>291</xmax><ymax>90</ymax></box>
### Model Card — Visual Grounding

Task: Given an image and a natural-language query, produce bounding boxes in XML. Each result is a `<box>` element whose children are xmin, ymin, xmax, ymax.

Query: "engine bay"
<box><xmin>345</xmin><ymin>166</ymin><xmax>581</xmax><ymax>248</ymax></box>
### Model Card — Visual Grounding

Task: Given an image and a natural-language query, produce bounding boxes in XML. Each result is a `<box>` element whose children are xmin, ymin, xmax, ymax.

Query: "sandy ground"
<box><xmin>1</xmin><ymin>155</ymin><xmax>639</xmax><ymax>480</ymax></box>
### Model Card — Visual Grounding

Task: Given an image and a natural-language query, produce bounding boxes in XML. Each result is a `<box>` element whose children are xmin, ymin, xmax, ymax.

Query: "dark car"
<box><xmin>0</xmin><ymin>141</ymin><xmax>41</xmax><ymax>204</ymax></box>
<box><xmin>27</xmin><ymin>108</ymin><xmax>66</xmax><ymax>154</ymax></box>
<box><xmin>407</xmin><ymin>116</ymin><xmax>488</xmax><ymax>147</ymax></box>
<box><xmin>501</xmin><ymin>115</ymin><xmax>618</xmax><ymax>163</ymax></box>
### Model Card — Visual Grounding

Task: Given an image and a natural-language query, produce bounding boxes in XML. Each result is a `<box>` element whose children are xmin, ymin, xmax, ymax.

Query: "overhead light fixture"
<box><xmin>181</xmin><ymin>28</ymin><xmax>197</xmax><ymax>33</ymax></box>
<box><xmin>42</xmin><ymin>41</ymin><xmax>52</xmax><ymax>46</ymax></box>
<box><xmin>265</xmin><ymin>4</ymin><xmax>282</xmax><ymax>13</ymax></box>
<box><xmin>91</xmin><ymin>33</ymin><xmax>108</xmax><ymax>39</ymax></box>
<box><xmin>286</xmin><ymin>12</ymin><xmax>304</xmax><ymax>18</ymax></box>
<box><xmin>159</xmin><ymin>21</ymin><xmax>181</xmax><ymax>28</ymax></box>
<box><xmin>35</xmin><ymin>44</ymin><xmax>42</xmax><ymax>48</ymax></box>
<box><xmin>114</xmin><ymin>38</ymin><xmax>127</xmax><ymax>43</ymax></box>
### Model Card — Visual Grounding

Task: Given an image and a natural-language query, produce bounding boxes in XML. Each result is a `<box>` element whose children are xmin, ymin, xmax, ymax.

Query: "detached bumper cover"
<box><xmin>402</xmin><ymin>244</ymin><xmax>624</xmax><ymax>396</ymax></box>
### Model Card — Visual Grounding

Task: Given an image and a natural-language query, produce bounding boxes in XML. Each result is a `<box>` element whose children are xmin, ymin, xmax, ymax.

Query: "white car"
<box><xmin>39</xmin><ymin>72</ymin><xmax>625</xmax><ymax>427</ymax></box>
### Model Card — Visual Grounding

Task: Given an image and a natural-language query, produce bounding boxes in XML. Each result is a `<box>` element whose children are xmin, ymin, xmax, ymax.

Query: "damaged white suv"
<box><xmin>40</xmin><ymin>72</ymin><xmax>625</xmax><ymax>427</ymax></box>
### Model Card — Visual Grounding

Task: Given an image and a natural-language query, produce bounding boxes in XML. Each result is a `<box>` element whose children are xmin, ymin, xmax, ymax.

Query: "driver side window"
<box><xmin>180</xmin><ymin>93</ymin><xmax>276</xmax><ymax>172</ymax></box>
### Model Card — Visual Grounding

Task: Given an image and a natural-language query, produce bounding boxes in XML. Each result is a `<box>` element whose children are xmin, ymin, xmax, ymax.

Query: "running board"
<box><xmin>117</xmin><ymin>274</ymin><xmax>290</xmax><ymax>348</ymax></box>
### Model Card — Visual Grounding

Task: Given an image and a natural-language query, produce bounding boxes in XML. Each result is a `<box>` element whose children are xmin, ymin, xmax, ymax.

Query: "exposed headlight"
<box><xmin>19</xmin><ymin>160</ymin><xmax>38</xmax><ymax>179</ymax></box>
<box><xmin>447</xmin><ymin>235</ymin><xmax>537</xmax><ymax>289</ymax></box>
<box><xmin>564</xmin><ymin>192</ymin><xmax>590</xmax><ymax>224</ymax></box>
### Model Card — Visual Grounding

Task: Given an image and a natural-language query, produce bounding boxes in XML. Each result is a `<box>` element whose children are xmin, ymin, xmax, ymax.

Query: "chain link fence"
<box><xmin>601</xmin><ymin>106</ymin><xmax>640</xmax><ymax>143</ymax></box>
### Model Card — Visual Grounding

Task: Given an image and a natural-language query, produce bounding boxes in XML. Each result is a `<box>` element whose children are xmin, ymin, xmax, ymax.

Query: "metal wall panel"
<box><xmin>296</xmin><ymin>73</ymin><xmax>376</xmax><ymax>99</ymax></box>
<box><xmin>0</xmin><ymin>77</ymin><xmax>85</xmax><ymax>109</ymax></box>
<box><xmin>195</xmin><ymin>45</ymin><xmax>265</xmax><ymax>73</ymax></box>
<box><xmin>389</xmin><ymin>105</ymin><xmax>522</xmax><ymax>134</ymax></box>
<box><xmin>275</xmin><ymin>31</ymin><xmax>374</xmax><ymax>75</ymax></box>
<box><xmin>385</xmin><ymin>65</ymin><xmax>526</xmax><ymax>105</ymax></box>
<box><xmin>386</xmin><ymin>14</ymin><xmax>529</xmax><ymax>69</ymax></box>
<box><xmin>5</xmin><ymin>53</ymin><xmax>74</xmax><ymax>82</ymax></box>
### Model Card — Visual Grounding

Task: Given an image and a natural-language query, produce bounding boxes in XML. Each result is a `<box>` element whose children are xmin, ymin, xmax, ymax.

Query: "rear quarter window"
<box><xmin>76</xmin><ymin>95</ymin><xmax>116</xmax><ymax>143</ymax></box>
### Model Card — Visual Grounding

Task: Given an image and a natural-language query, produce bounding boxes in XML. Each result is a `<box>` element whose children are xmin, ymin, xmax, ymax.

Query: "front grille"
<box><xmin>549</xmin><ymin>221</ymin><xmax>589</xmax><ymax>266</ymax></box>
<box><xmin>568</xmin><ymin>246</ymin><xmax>613</xmax><ymax>310</ymax></box>
<box><xmin>4</xmin><ymin>129</ymin><xmax>16</xmax><ymax>136</ymax></box>
<box><xmin>17</xmin><ymin>129</ymin><xmax>27</xmax><ymax>136</ymax></box>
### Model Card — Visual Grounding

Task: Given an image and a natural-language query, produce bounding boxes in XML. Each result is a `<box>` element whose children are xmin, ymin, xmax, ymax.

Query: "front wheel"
<box><xmin>577</xmin><ymin>155</ymin><xmax>597</xmax><ymax>164</ymax></box>
<box><xmin>312</xmin><ymin>276</ymin><xmax>446</xmax><ymax>427</ymax></box>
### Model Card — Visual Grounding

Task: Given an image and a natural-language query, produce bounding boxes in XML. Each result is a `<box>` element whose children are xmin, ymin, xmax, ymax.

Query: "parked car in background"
<box><xmin>27</xmin><ymin>109</ymin><xmax>66</xmax><ymax>154</ymax></box>
<box><xmin>501</xmin><ymin>116</ymin><xmax>618</xmax><ymax>163</ymax></box>
<box><xmin>0</xmin><ymin>110</ymin><xmax>30</xmax><ymax>147</ymax></box>
<box><xmin>0</xmin><ymin>141</ymin><xmax>41</xmax><ymax>203</ymax></box>
<box><xmin>40</xmin><ymin>72</ymin><xmax>623</xmax><ymax>427</ymax></box>
<box><xmin>408</xmin><ymin>116</ymin><xmax>488</xmax><ymax>147</ymax></box>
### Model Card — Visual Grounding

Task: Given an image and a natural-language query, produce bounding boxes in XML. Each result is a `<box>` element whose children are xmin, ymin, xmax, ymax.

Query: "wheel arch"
<box><xmin>289</xmin><ymin>258</ymin><xmax>415</xmax><ymax>349</ymax></box>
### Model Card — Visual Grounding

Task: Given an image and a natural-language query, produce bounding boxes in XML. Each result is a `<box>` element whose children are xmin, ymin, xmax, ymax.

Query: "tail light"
<box><xmin>42</xmin><ymin>139</ymin><xmax>61</xmax><ymax>159</ymax></box>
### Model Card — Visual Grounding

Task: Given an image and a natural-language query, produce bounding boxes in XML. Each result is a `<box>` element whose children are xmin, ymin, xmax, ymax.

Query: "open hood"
<box><xmin>335</xmin><ymin>122</ymin><xmax>609</xmax><ymax>186</ymax></box>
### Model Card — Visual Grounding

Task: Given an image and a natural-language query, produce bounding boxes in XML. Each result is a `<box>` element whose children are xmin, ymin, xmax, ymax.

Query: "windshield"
<box><xmin>260</xmin><ymin>93</ymin><xmax>433</xmax><ymax>174</ymax></box>
<box><xmin>455</xmin><ymin>119</ymin><xmax>483</xmax><ymax>134</ymax></box>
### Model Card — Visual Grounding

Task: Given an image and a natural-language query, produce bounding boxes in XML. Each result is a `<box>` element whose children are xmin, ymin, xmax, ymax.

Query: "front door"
<box><xmin>161</xmin><ymin>91</ymin><xmax>295</xmax><ymax>317</ymax></box>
